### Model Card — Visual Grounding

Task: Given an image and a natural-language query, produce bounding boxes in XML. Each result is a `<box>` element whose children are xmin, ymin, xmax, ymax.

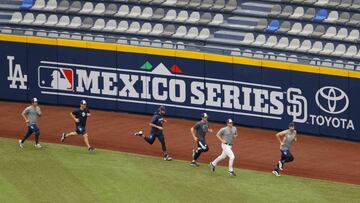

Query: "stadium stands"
<box><xmin>0</xmin><ymin>0</ymin><xmax>359</xmax><ymax>70</ymax></box>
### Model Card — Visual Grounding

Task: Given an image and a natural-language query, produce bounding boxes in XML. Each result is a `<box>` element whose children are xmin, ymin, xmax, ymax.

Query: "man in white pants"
<box><xmin>209</xmin><ymin>119</ymin><xmax>238</xmax><ymax>176</ymax></box>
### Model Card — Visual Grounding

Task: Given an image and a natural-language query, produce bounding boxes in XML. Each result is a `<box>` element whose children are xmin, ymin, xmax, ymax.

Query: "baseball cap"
<box><xmin>227</xmin><ymin>119</ymin><xmax>233</xmax><ymax>124</ymax></box>
<box><xmin>201</xmin><ymin>113</ymin><xmax>208</xmax><ymax>118</ymax></box>
<box><xmin>158</xmin><ymin>105</ymin><xmax>166</xmax><ymax>112</ymax></box>
<box><xmin>80</xmin><ymin>100</ymin><xmax>87</xmax><ymax>105</ymax></box>
<box><xmin>31</xmin><ymin>98</ymin><xmax>38</xmax><ymax>103</ymax></box>
<box><xmin>289</xmin><ymin>122</ymin><xmax>295</xmax><ymax>128</ymax></box>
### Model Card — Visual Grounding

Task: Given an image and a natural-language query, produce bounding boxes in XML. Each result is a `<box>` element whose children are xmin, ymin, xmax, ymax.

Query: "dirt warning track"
<box><xmin>1</xmin><ymin>101</ymin><xmax>359</xmax><ymax>185</ymax></box>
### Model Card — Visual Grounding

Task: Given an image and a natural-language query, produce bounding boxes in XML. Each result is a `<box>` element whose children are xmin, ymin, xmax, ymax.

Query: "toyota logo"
<box><xmin>315</xmin><ymin>86</ymin><xmax>349</xmax><ymax>114</ymax></box>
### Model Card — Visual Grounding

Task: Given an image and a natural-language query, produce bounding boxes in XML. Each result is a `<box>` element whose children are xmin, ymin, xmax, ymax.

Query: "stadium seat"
<box><xmin>20</xmin><ymin>0</ymin><xmax>34</xmax><ymax>10</ymax></box>
<box><xmin>127</xmin><ymin>22</ymin><xmax>141</xmax><ymax>33</ymax></box>
<box><xmin>44</xmin><ymin>14</ymin><xmax>58</xmax><ymax>26</ymax></box>
<box><xmin>338</xmin><ymin>12</ymin><xmax>350</xmax><ymax>23</ymax></box>
<box><xmin>79</xmin><ymin>2</ymin><xmax>93</xmax><ymax>14</ymax></box>
<box><xmin>242</xmin><ymin>33</ymin><xmax>255</xmax><ymax>44</ymax></box>
<box><xmin>279</xmin><ymin>5</ymin><xmax>293</xmax><ymax>18</ymax></box>
<box><xmin>105</xmin><ymin>4</ymin><xmax>117</xmax><ymax>16</ymax></box>
<box><xmin>303</xmin><ymin>8</ymin><xmax>315</xmax><ymax>20</ymax></box>
<box><xmin>322</xmin><ymin>26</ymin><xmax>337</xmax><ymax>39</ymax></box>
<box><xmin>298</xmin><ymin>24</ymin><xmax>314</xmax><ymax>36</ymax></box>
<box><xmin>328</xmin><ymin>0</ymin><xmax>341</xmax><ymax>7</ymax></box>
<box><xmin>200</xmin><ymin>0</ymin><xmax>214</xmax><ymax>9</ymax></box>
<box><xmin>223</xmin><ymin>0</ymin><xmax>237</xmax><ymax>12</ymax></box>
<box><xmin>138</xmin><ymin>23</ymin><xmax>152</xmax><ymax>34</ymax></box>
<box><xmin>140</xmin><ymin>7</ymin><xmax>153</xmax><ymax>19</ymax></box>
<box><xmin>67</xmin><ymin>17</ymin><xmax>81</xmax><ymax>28</ymax></box>
<box><xmin>315</xmin><ymin>0</ymin><xmax>329</xmax><ymax>6</ymax></box>
<box><xmin>321</xmin><ymin>42</ymin><xmax>335</xmax><ymax>55</ymax></box>
<box><xmin>22</xmin><ymin>13</ymin><xmax>35</xmax><ymax>24</ymax></box>
<box><xmin>255</xmin><ymin>19</ymin><xmax>268</xmax><ymax>31</ymax></box>
<box><xmin>209</xmin><ymin>14</ymin><xmax>223</xmax><ymax>25</ymax></box>
<box><xmin>324</xmin><ymin>11</ymin><xmax>338</xmax><ymax>23</ymax></box>
<box><xmin>163</xmin><ymin>10</ymin><xmax>177</xmax><ymax>21</ymax></box>
<box><xmin>252</xmin><ymin>34</ymin><xmax>266</xmax><ymax>46</ymax></box>
<box><xmin>265</xmin><ymin>20</ymin><xmax>280</xmax><ymax>33</ymax></box>
<box><xmin>311</xmin><ymin>25</ymin><xmax>325</xmax><ymax>37</ymax></box>
<box><xmin>313</xmin><ymin>9</ymin><xmax>328</xmax><ymax>22</ymax></box>
<box><xmin>33</xmin><ymin>13</ymin><xmax>46</xmax><ymax>25</ymax></box>
<box><xmin>297</xmin><ymin>40</ymin><xmax>312</xmax><ymax>52</ymax></box>
<box><xmin>103</xmin><ymin>20</ymin><xmax>117</xmax><ymax>32</ymax></box>
<box><xmin>308</xmin><ymin>41</ymin><xmax>323</xmax><ymax>53</ymax></box>
<box><xmin>68</xmin><ymin>1</ymin><xmax>81</xmax><ymax>13</ymax></box>
<box><xmin>212</xmin><ymin>0</ymin><xmax>225</xmax><ymax>10</ymax></box>
<box><xmin>343</xmin><ymin>45</ymin><xmax>358</xmax><ymax>58</ymax></box>
<box><xmin>334</xmin><ymin>28</ymin><xmax>348</xmax><ymax>40</ymax></box>
<box><xmin>10</xmin><ymin>12</ymin><xmax>22</xmax><ymax>24</ymax></box>
<box><xmin>92</xmin><ymin>19</ymin><xmax>105</xmax><ymax>31</ymax></box>
<box><xmin>116</xmin><ymin>5</ymin><xmax>129</xmax><ymax>17</ymax></box>
<box><xmin>337</xmin><ymin>0</ymin><xmax>352</xmax><ymax>9</ymax></box>
<box><xmin>287</xmin><ymin>39</ymin><xmax>300</xmax><ymax>50</ymax></box>
<box><xmin>198</xmin><ymin>12</ymin><xmax>212</xmax><ymax>24</ymax></box>
<box><xmin>263</xmin><ymin>36</ymin><xmax>277</xmax><ymax>48</ymax></box>
<box><xmin>197</xmin><ymin>28</ymin><xmax>210</xmax><ymax>40</ymax></box>
<box><xmin>128</xmin><ymin>6</ymin><xmax>141</xmax><ymax>18</ymax></box>
<box><xmin>57</xmin><ymin>0</ymin><xmax>70</xmax><ymax>12</ymax></box>
<box><xmin>268</xmin><ymin>5</ymin><xmax>281</xmax><ymax>17</ymax></box>
<box><xmin>176</xmin><ymin>11</ymin><xmax>188</xmax><ymax>22</ymax></box>
<box><xmin>57</xmin><ymin>16</ymin><xmax>70</xmax><ymax>27</ymax></box>
<box><xmin>32</xmin><ymin>0</ymin><xmax>45</xmax><ymax>10</ymax></box>
<box><xmin>43</xmin><ymin>0</ymin><xmax>57</xmax><ymax>11</ymax></box>
<box><xmin>331</xmin><ymin>44</ymin><xmax>346</xmax><ymax>56</ymax></box>
<box><xmin>115</xmin><ymin>21</ymin><xmax>129</xmax><ymax>33</ymax></box>
<box><xmin>185</xmin><ymin>27</ymin><xmax>198</xmax><ymax>38</ymax></box>
<box><xmin>278</xmin><ymin>21</ymin><xmax>291</xmax><ymax>33</ymax></box>
<box><xmin>173</xmin><ymin>26</ymin><xmax>187</xmax><ymax>38</ymax></box>
<box><xmin>81</xmin><ymin>17</ymin><xmax>94</xmax><ymax>30</ymax></box>
<box><xmin>162</xmin><ymin>0</ymin><xmax>177</xmax><ymax>6</ymax></box>
<box><xmin>353</xmin><ymin>0</ymin><xmax>360</xmax><ymax>9</ymax></box>
<box><xmin>176</xmin><ymin>0</ymin><xmax>189</xmax><ymax>7</ymax></box>
<box><xmin>188</xmin><ymin>0</ymin><xmax>201</xmax><ymax>8</ymax></box>
<box><xmin>346</xmin><ymin>29</ymin><xmax>359</xmax><ymax>42</ymax></box>
<box><xmin>162</xmin><ymin>24</ymin><xmax>176</xmax><ymax>36</ymax></box>
<box><xmin>149</xmin><ymin>23</ymin><xmax>164</xmax><ymax>35</ymax></box>
<box><xmin>152</xmin><ymin>8</ymin><xmax>165</xmax><ymax>20</ymax></box>
<box><xmin>347</xmin><ymin>14</ymin><xmax>360</xmax><ymax>26</ymax></box>
<box><xmin>188</xmin><ymin>12</ymin><xmax>200</xmax><ymax>23</ymax></box>
<box><xmin>93</xmin><ymin>3</ymin><xmax>106</xmax><ymax>15</ymax></box>
<box><xmin>288</xmin><ymin>22</ymin><xmax>302</xmax><ymax>35</ymax></box>
<box><xmin>290</xmin><ymin>7</ymin><xmax>304</xmax><ymax>19</ymax></box>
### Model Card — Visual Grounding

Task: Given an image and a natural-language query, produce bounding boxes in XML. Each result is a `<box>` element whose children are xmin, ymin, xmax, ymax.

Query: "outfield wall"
<box><xmin>0</xmin><ymin>34</ymin><xmax>359</xmax><ymax>141</ymax></box>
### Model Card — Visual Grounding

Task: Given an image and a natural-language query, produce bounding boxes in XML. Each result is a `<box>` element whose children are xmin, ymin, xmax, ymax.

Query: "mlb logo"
<box><xmin>38</xmin><ymin>66</ymin><xmax>73</xmax><ymax>91</ymax></box>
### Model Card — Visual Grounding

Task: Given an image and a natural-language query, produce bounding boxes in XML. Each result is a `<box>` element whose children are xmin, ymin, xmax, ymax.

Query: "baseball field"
<box><xmin>1</xmin><ymin>137</ymin><xmax>359</xmax><ymax>203</ymax></box>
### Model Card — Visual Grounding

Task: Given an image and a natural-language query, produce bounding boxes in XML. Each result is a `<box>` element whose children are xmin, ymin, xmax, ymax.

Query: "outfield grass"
<box><xmin>0</xmin><ymin>137</ymin><xmax>359</xmax><ymax>203</ymax></box>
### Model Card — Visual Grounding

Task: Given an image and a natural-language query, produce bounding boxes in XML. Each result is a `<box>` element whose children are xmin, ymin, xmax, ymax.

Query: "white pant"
<box><xmin>211</xmin><ymin>143</ymin><xmax>235</xmax><ymax>172</ymax></box>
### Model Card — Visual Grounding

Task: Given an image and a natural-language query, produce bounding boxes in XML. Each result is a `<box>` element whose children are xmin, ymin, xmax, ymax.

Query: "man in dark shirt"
<box><xmin>134</xmin><ymin>106</ymin><xmax>172</xmax><ymax>161</ymax></box>
<box><xmin>190</xmin><ymin>113</ymin><xmax>213</xmax><ymax>167</ymax></box>
<box><xmin>61</xmin><ymin>100</ymin><xmax>95</xmax><ymax>152</ymax></box>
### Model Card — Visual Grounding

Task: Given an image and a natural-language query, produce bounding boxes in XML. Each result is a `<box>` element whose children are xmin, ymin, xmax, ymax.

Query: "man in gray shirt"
<box><xmin>210</xmin><ymin>119</ymin><xmax>238</xmax><ymax>176</ymax></box>
<box><xmin>19</xmin><ymin>98</ymin><xmax>42</xmax><ymax>149</ymax></box>
<box><xmin>272</xmin><ymin>122</ymin><xmax>297</xmax><ymax>177</ymax></box>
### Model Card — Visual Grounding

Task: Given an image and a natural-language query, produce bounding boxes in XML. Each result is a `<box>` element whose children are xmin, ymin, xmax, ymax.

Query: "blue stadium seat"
<box><xmin>313</xmin><ymin>9</ymin><xmax>328</xmax><ymax>22</ymax></box>
<box><xmin>20</xmin><ymin>0</ymin><xmax>33</xmax><ymax>9</ymax></box>
<box><xmin>265</xmin><ymin>20</ymin><xmax>279</xmax><ymax>33</ymax></box>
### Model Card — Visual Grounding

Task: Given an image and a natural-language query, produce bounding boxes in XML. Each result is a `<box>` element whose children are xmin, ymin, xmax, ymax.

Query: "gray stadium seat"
<box><xmin>57</xmin><ymin>0</ymin><xmax>69</xmax><ymax>12</ymax></box>
<box><xmin>32</xmin><ymin>0</ymin><xmax>45</xmax><ymax>10</ymax></box>
<box><xmin>115</xmin><ymin>5</ymin><xmax>129</xmax><ymax>17</ymax></box>
<box><xmin>302</xmin><ymin>8</ymin><xmax>315</xmax><ymax>20</ymax></box>
<box><xmin>92</xmin><ymin>19</ymin><xmax>105</xmax><ymax>31</ymax></box>
<box><xmin>268</xmin><ymin>5</ymin><xmax>281</xmax><ymax>17</ymax></box>
<box><xmin>44</xmin><ymin>14</ymin><xmax>58</xmax><ymax>26</ymax></box>
<box><xmin>10</xmin><ymin>12</ymin><xmax>22</xmax><ymax>24</ymax></box>
<box><xmin>140</xmin><ymin>7</ymin><xmax>153</xmax><ymax>19</ymax></box>
<box><xmin>80</xmin><ymin>17</ymin><xmax>93</xmax><ymax>30</ymax></box>
<box><xmin>278</xmin><ymin>21</ymin><xmax>291</xmax><ymax>33</ymax></box>
<box><xmin>68</xmin><ymin>17</ymin><xmax>81</xmax><ymax>28</ymax></box>
<box><xmin>176</xmin><ymin>10</ymin><xmax>188</xmax><ymax>22</ymax></box>
<box><xmin>212</xmin><ymin>0</ymin><xmax>225</xmax><ymax>10</ymax></box>
<box><xmin>353</xmin><ymin>0</ymin><xmax>360</xmax><ymax>9</ymax></box>
<box><xmin>188</xmin><ymin>12</ymin><xmax>200</xmax><ymax>23</ymax></box>
<box><xmin>209</xmin><ymin>14</ymin><xmax>223</xmax><ymax>25</ymax></box>
<box><xmin>322</xmin><ymin>26</ymin><xmax>337</xmax><ymax>39</ymax></box>
<box><xmin>57</xmin><ymin>16</ymin><xmax>70</xmax><ymax>27</ymax></box>
<box><xmin>223</xmin><ymin>0</ymin><xmax>237</xmax><ymax>12</ymax></box>
<box><xmin>128</xmin><ymin>6</ymin><xmax>141</xmax><ymax>18</ymax></box>
<box><xmin>33</xmin><ymin>14</ymin><xmax>46</xmax><ymax>25</ymax></box>
<box><xmin>93</xmin><ymin>3</ymin><xmax>106</xmax><ymax>15</ymax></box>
<box><xmin>127</xmin><ymin>22</ymin><xmax>141</xmax><ymax>33</ymax></box>
<box><xmin>115</xmin><ymin>21</ymin><xmax>129</xmax><ymax>33</ymax></box>
<box><xmin>279</xmin><ymin>5</ymin><xmax>293</xmax><ymax>18</ymax></box>
<box><xmin>290</xmin><ymin>7</ymin><xmax>304</xmax><ymax>19</ymax></box>
<box><xmin>347</xmin><ymin>14</ymin><xmax>360</xmax><ymax>26</ymax></box>
<box><xmin>79</xmin><ymin>2</ymin><xmax>93</xmax><ymax>14</ymax></box>
<box><xmin>311</xmin><ymin>25</ymin><xmax>325</xmax><ymax>37</ymax></box>
<box><xmin>138</xmin><ymin>23</ymin><xmax>152</xmax><ymax>34</ymax></box>
<box><xmin>162</xmin><ymin>24</ymin><xmax>176</xmax><ymax>36</ymax></box>
<box><xmin>198</xmin><ymin>12</ymin><xmax>212</xmax><ymax>24</ymax></box>
<box><xmin>105</xmin><ymin>4</ymin><xmax>117</xmax><ymax>16</ymax></box>
<box><xmin>163</xmin><ymin>10</ymin><xmax>177</xmax><ymax>21</ymax></box>
<box><xmin>338</xmin><ymin>12</ymin><xmax>350</xmax><ymax>23</ymax></box>
<box><xmin>68</xmin><ymin>1</ymin><xmax>81</xmax><ymax>13</ymax></box>
<box><xmin>103</xmin><ymin>20</ymin><xmax>117</xmax><ymax>32</ymax></box>
<box><xmin>152</xmin><ymin>8</ymin><xmax>165</xmax><ymax>20</ymax></box>
<box><xmin>43</xmin><ymin>0</ymin><xmax>57</xmax><ymax>11</ymax></box>
<box><xmin>22</xmin><ymin>13</ymin><xmax>35</xmax><ymax>24</ymax></box>
<box><xmin>150</xmin><ymin>23</ymin><xmax>164</xmax><ymax>35</ymax></box>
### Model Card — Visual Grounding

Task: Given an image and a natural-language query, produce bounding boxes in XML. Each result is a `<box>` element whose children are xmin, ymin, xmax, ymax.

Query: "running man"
<box><xmin>61</xmin><ymin>100</ymin><xmax>95</xmax><ymax>152</ymax></box>
<box><xmin>272</xmin><ymin>122</ymin><xmax>297</xmax><ymax>176</ymax></box>
<box><xmin>134</xmin><ymin>106</ymin><xmax>172</xmax><ymax>161</ymax></box>
<box><xmin>209</xmin><ymin>119</ymin><xmax>238</xmax><ymax>176</ymax></box>
<box><xmin>19</xmin><ymin>98</ymin><xmax>42</xmax><ymax>149</ymax></box>
<box><xmin>190</xmin><ymin>113</ymin><xmax>213</xmax><ymax>167</ymax></box>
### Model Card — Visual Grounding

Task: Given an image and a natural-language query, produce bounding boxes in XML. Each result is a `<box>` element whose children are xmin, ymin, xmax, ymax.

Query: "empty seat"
<box><xmin>200</xmin><ymin>0</ymin><xmax>214</xmax><ymax>9</ymax></box>
<box><xmin>105</xmin><ymin>4</ymin><xmax>117</xmax><ymax>16</ymax></box>
<box><xmin>287</xmin><ymin>39</ymin><xmax>300</xmax><ymax>50</ymax></box>
<box><xmin>302</xmin><ymin>8</ymin><xmax>315</xmax><ymax>20</ymax></box>
<box><xmin>92</xmin><ymin>19</ymin><xmax>105</xmax><ymax>31</ymax></box>
<box><xmin>173</xmin><ymin>26</ymin><xmax>187</xmax><ymax>38</ymax></box>
<box><xmin>298</xmin><ymin>24</ymin><xmax>314</xmax><ymax>36</ymax></box>
<box><xmin>315</xmin><ymin>0</ymin><xmax>329</xmax><ymax>6</ymax></box>
<box><xmin>32</xmin><ymin>0</ymin><xmax>46</xmax><ymax>10</ymax></box>
<box><xmin>321</xmin><ymin>43</ymin><xmax>335</xmax><ymax>55</ymax></box>
<box><xmin>57</xmin><ymin>16</ymin><xmax>70</xmax><ymax>27</ymax></box>
<box><xmin>252</xmin><ymin>34</ymin><xmax>266</xmax><ymax>46</ymax></box>
<box><xmin>209</xmin><ymin>14</ymin><xmax>223</xmax><ymax>25</ymax></box>
<box><xmin>163</xmin><ymin>10</ymin><xmax>177</xmax><ymax>21</ymax></box>
<box><xmin>338</xmin><ymin>12</ymin><xmax>350</xmax><ymax>23</ymax></box>
<box><xmin>10</xmin><ymin>12</ymin><xmax>22</xmax><ymax>24</ymax></box>
<box><xmin>353</xmin><ymin>0</ymin><xmax>360</xmax><ymax>9</ymax></box>
<box><xmin>322</xmin><ymin>26</ymin><xmax>337</xmax><ymax>39</ymax></box>
<box><xmin>331</xmin><ymin>44</ymin><xmax>346</xmax><ymax>56</ymax></box>
<box><xmin>268</xmin><ymin>5</ymin><xmax>281</xmax><ymax>17</ymax></box>
<box><xmin>312</xmin><ymin>25</ymin><xmax>325</xmax><ymax>37</ymax></box>
<box><xmin>138</xmin><ymin>23</ymin><xmax>152</xmax><ymax>34</ymax></box>
<box><xmin>22</xmin><ymin>13</ymin><xmax>35</xmax><ymax>24</ymax></box>
<box><xmin>68</xmin><ymin>17</ymin><xmax>81</xmax><ymax>28</ymax></box>
<box><xmin>103</xmin><ymin>20</ymin><xmax>117</xmax><ymax>32</ymax></box>
<box><xmin>288</xmin><ymin>22</ymin><xmax>302</xmax><ymax>35</ymax></box>
<box><xmin>79</xmin><ymin>2</ymin><xmax>93</xmax><ymax>14</ymax></box>
<box><xmin>279</xmin><ymin>5</ymin><xmax>293</xmax><ymax>18</ymax></box>
<box><xmin>346</xmin><ymin>29</ymin><xmax>359</xmax><ymax>42</ymax></box>
<box><xmin>297</xmin><ymin>39</ymin><xmax>312</xmax><ymax>52</ymax></box>
<box><xmin>343</xmin><ymin>45</ymin><xmax>358</xmax><ymax>58</ymax></box>
<box><xmin>93</xmin><ymin>3</ymin><xmax>105</xmax><ymax>15</ymax></box>
<box><xmin>242</xmin><ymin>33</ymin><xmax>254</xmax><ymax>44</ymax></box>
<box><xmin>255</xmin><ymin>19</ymin><xmax>268</xmax><ymax>31</ymax></box>
<box><xmin>150</xmin><ymin>24</ymin><xmax>164</xmax><ymax>35</ymax></box>
<box><xmin>127</xmin><ymin>22</ymin><xmax>141</xmax><ymax>33</ymax></box>
<box><xmin>313</xmin><ymin>9</ymin><xmax>328</xmax><ymax>22</ymax></box>
<box><xmin>347</xmin><ymin>14</ymin><xmax>360</xmax><ymax>26</ymax></box>
<box><xmin>185</xmin><ymin>27</ymin><xmax>198</xmax><ymax>38</ymax></box>
<box><xmin>68</xmin><ymin>1</ymin><xmax>81</xmax><ymax>13</ymax></box>
<box><xmin>33</xmin><ymin>14</ymin><xmax>46</xmax><ymax>25</ymax></box>
<box><xmin>116</xmin><ymin>5</ymin><xmax>129</xmax><ymax>17</ymax></box>
<box><xmin>309</xmin><ymin>41</ymin><xmax>323</xmax><ymax>53</ymax></box>
<box><xmin>275</xmin><ymin>37</ymin><xmax>289</xmax><ymax>49</ymax></box>
<box><xmin>212</xmin><ymin>0</ymin><xmax>225</xmax><ymax>10</ymax></box>
<box><xmin>80</xmin><ymin>17</ymin><xmax>93</xmax><ymax>29</ymax></box>
<box><xmin>44</xmin><ymin>14</ymin><xmax>58</xmax><ymax>26</ymax></box>
<box><xmin>176</xmin><ymin>0</ymin><xmax>189</xmax><ymax>6</ymax></box>
<box><xmin>328</xmin><ymin>0</ymin><xmax>341</xmax><ymax>7</ymax></box>
<box><xmin>176</xmin><ymin>10</ymin><xmax>189</xmax><ymax>22</ymax></box>
<box><xmin>140</xmin><ymin>7</ymin><xmax>153</xmax><ymax>19</ymax></box>
<box><xmin>334</xmin><ymin>28</ymin><xmax>348</xmax><ymax>40</ymax></box>
<box><xmin>188</xmin><ymin>12</ymin><xmax>200</xmax><ymax>23</ymax></box>
<box><xmin>57</xmin><ymin>0</ymin><xmax>70</xmax><ymax>12</ymax></box>
<box><xmin>197</xmin><ymin>28</ymin><xmax>210</xmax><ymax>40</ymax></box>
<box><xmin>162</xmin><ymin>24</ymin><xmax>176</xmax><ymax>36</ymax></box>
<box><xmin>223</xmin><ymin>0</ymin><xmax>237</xmax><ymax>12</ymax></box>
<box><xmin>188</xmin><ymin>0</ymin><xmax>201</xmax><ymax>8</ymax></box>
<box><xmin>338</xmin><ymin>0</ymin><xmax>352</xmax><ymax>9</ymax></box>
<box><xmin>43</xmin><ymin>0</ymin><xmax>57</xmax><ymax>11</ymax></box>
<box><xmin>152</xmin><ymin>8</ymin><xmax>165</xmax><ymax>20</ymax></box>
<box><xmin>278</xmin><ymin>21</ymin><xmax>291</xmax><ymax>33</ymax></box>
<box><xmin>115</xmin><ymin>21</ymin><xmax>129</xmax><ymax>33</ymax></box>
<box><xmin>265</xmin><ymin>20</ymin><xmax>280</xmax><ymax>33</ymax></box>
<box><xmin>128</xmin><ymin>6</ymin><xmax>141</xmax><ymax>18</ymax></box>
<box><xmin>198</xmin><ymin>12</ymin><xmax>212</xmax><ymax>24</ymax></box>
<box><xmin>263</xmin><ymin>36</ymin><xmax>278</xmax><ymax>48</ymax></box>
<box><xmin>290</xmin><ymin>7</ymin><xmax>304</xmax><ymax>19</ymax></box>
<box><xmin>324</xmin><ymin>11</ymin><xmax>338</xmax><ymax>23</ymax></box>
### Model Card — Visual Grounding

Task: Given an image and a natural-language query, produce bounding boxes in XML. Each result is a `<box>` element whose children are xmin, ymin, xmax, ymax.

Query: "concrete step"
<box><xmin>214</xmin><ymin>30</ymin><xmax>246</xmax><ymax>40</ymax></box>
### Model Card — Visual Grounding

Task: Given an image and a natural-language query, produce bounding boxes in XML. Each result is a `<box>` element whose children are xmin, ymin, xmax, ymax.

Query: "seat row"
<box><xmin>9</xmin><ymin>13</ymin><xmax>211</xmax><ymax>40</ymax></box>
<box><xmin>280</xmin><ymin>0</ymin><xmax>360</xmax><ymax>11</ymax></box>
<box><xmin>29</xmin><ymin>0</ymin><xmax>237</xmax><ymax>13</ymax></box>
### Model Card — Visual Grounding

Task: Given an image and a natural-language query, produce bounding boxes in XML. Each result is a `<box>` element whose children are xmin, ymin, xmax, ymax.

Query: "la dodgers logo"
<box><xmin>7</xmin><ymin>56</ymin><xmax>27</xmax><ymax>89</ymax></box>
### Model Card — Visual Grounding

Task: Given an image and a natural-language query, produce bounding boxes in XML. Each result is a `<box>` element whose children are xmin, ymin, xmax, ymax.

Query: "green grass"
<box><xmin>0</xmin><ymin>137</ymin><xmax>359</xmax><ymax>203</ymax></box>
